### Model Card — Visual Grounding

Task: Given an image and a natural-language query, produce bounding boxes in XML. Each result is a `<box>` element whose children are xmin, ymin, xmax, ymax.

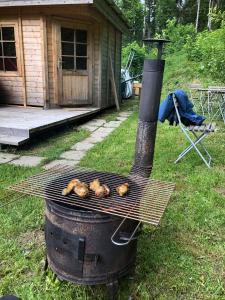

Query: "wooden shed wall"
<box><xmin>22</xmin><ymin>18</ymin><xmax>44</xmax><ymax>106</ymax></box>
<box><xmin>0</xmin><ymin>5</ymin><xmax>123</xmax><ymax>109</ymax></box>
<box><xmin>100</xmin><ymin>21</ymin><xmax>122</xmax><ymax>108</ymax></box>
<box><xmin>0</xmin><ymin>18</ymin><xmax>24</xmax><ymax>105</ymax></box>
<box><xmin>0</xmin><ymin>15</ymin><xmax>45</xmax><ymax>106</ymax></box>
<box><xmin>0</xmin><ymin>75</ymin><xmax>24</xmax><ymax>105</ymax></box>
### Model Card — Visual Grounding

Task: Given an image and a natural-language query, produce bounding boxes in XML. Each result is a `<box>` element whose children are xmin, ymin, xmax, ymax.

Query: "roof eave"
<box><xmin>0</xmin><ymin>0</ymin><xmax>129</xmax><ymax>32</ymax></box>
<box><xmin>0</xmin><ymin>0</ymin><xmax>94</xmax><ymax>7</ymax></box>
<box><xmin>94</xmin><ymin>0</ymin><xmax>129</xmax><ymax>33</ymax></box>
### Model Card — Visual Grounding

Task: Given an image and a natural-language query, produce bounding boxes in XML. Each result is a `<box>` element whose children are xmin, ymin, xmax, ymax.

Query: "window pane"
<box><xmin>4</xmin><ymin>57</ymin><xmax>17</xmax><ymax>71</ymax></box>
<box><xmin>76</xmin><ymin>44</ymin><xmax>87</xmax><ymax>57</ymax></box>
<box><xmin>62</xmin><ymin>42</ymin><xmax>74</xmax><ymax>56</ymax></box>
<box><xmin>61</xmin><ymin>28</ymin><xmax>74</xmax><ymax>42</ymax></box>
<box><xmin>76</xmin><ymin>30</ymin><xmax>87</xmax><ymax>43</ymax></box>
<box><xmin>2</xmin><ymin>27</ymin><xmax>15</xmax><ymax>40</ymax></box>
<box><xmin>0</xmin><ymin>44</ymin><xmax>2</xmax><ymax>56</ymax></box>
<box><xmin>0</xmin><ymin>58</ymin><xmax>3</xmax><ymax>70</ymax></box>
<box><xmin>62</xmin><ymin>56</ymin><xmax>74</xmax><ymax>70</ymax></box>
<box><xmin>0</xmin><ymin>29</ymin><xmax>2</xmax><ymax>40</ymax></box>
<box><xmin>3</xmin><ymin>42</ymin><xmax>16</xmax><ymax>56</ymax></box>
<box><xmin>76</xmin><ymin>57</ymin><xmax>87</xmax><ymax>70</ymax></box>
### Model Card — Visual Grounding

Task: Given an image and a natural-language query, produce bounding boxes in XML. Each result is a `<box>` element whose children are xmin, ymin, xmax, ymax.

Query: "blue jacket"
<box><xmin>158</xmin><ymin>90</ymin><xmax>205</xmax><ymax>126</ymax></box>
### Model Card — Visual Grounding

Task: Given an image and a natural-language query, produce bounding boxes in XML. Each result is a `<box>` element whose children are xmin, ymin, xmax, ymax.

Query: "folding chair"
<box><xmin>172</xmin><ymin>94</ymin><xmax>215</xmax><ymax>168</ymax></box>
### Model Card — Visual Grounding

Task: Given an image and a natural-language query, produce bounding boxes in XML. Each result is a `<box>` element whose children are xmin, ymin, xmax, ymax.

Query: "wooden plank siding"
<box><xmin>92</xmin><ymin>24</ymin><xmax>101</xmax><ymax>107</ymax></box>
<box><xmin>115</xmin><ymin>30</ymin><xmax>122</xmax><ymax>102</ymax></box>
<box><xmin>0</xmin><ymin>19</ymin><xmax>24</xmax><ymax>105</ymax></box>
<box><xmin>100</xmin><ymin>21</ymin><xmax>109</xmax><ymax>108</ymax></box>
<box><xmin>22</xmin><ymin>18</ymin><xmax>44</xmax><ymax>106</ymax></box>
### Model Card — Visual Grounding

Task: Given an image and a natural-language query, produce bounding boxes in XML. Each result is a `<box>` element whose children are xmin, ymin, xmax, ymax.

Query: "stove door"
<box><xmin>45</xmin><ymin>219</ymin><xmax>85</xmax><ymax>278</ymax></box>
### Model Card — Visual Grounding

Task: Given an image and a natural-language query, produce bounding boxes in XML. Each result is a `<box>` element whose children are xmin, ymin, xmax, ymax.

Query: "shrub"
<box><xmin>122</xmin><ymin>41</ymin><xmax>148</xmax><ymax>76</ymax></box>
<box><xmin>162</xmin><ymin>18</ymin><xmax>196</xmax><ymax>54</ymax></box>
<box><xmin>186</xmin><ymin>26</ymin><xmax>225</xmax><ymax>81</ymax></box>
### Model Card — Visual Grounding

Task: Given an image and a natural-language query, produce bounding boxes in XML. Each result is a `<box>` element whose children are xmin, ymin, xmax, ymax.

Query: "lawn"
<box><xmin>0</xmin><ymin>51</ymin><xmax>225</xmax><ymax>299</ymax></box>
<box><xmin>0</xmin><ymin>96</ymin><xmax>224</xmax><ymax>299</ymax></box>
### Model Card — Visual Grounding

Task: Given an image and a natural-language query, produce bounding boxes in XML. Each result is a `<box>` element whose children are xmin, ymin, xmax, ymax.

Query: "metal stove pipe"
<box><xmin>131</xmin><ymin>39</ymin><xmax>169</xmax><ymax>178</ymax></box>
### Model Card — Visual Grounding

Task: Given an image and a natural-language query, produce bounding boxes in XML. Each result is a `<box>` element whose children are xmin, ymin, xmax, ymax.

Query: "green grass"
<box><xmin>0</xmin><ymin>52</ymin><xmax>225</xmax><ymax>299</ymax></box>
<box><xmin>3</xmin><ymin>125</ymin><xmax>90</xmax><ymax>164</ymax></box>
<box><xmin>1</xmin><ymin>107</ymin><xmax>224</xmax><ymax>300</ymax></box>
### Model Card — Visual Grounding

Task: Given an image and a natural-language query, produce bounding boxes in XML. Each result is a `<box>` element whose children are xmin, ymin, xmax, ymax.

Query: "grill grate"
<box><xmin>6</xmin><ymin>165</ymin><xmax>175</xmax><ymax>226</ymax></box>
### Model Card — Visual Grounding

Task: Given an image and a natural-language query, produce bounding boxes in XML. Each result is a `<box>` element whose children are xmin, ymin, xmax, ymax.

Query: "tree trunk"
<box><xmin>208</xmin><ymin>0</ymin><xmax>212</xmax><ymax>30</ymax></box>
<box><xmin>195</xmin><ymin>0</ymin><xmax>201</xmax><ymax>32</ymax></box>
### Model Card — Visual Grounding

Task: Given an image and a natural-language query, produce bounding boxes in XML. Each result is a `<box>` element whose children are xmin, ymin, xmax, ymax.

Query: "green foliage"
<box><xmin>154</xmin><ymin>0</ymin><xmax>179</xmax><ymax>33</ymax></box>
<box><xmin>114</xmin><ymin>0</ymin><xmax>145</xmax><ymax>44</ymax></box>
<box><xmin>162</xmin><ymin>18</ymin><xmax>196</xmax><ymax>54</ymax></box>
<box><xmin>186</xmin><ymin>26</ymin><xmax>225</xmax><ymax>81</ymax></box>
<box><xmin>122</xmin><ymin>41</ymin><xmax>148</xmax><ymax>75</ymax></box>
<box><xmin>211</xmin><ymin>8</ymin><xmax>225</xmax><ymax>28</ymax></box>
<box><xmin>159</xmin><ymin>17</ymin><xmax>225</xmax><ymax>83</ymax></box>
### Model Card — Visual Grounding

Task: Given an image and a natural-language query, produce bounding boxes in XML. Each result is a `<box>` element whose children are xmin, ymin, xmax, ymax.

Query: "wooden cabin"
<box><xmin>0</xmin><ymin>0</ymin><xmax>128</xmax><ymax>109</ymax></box>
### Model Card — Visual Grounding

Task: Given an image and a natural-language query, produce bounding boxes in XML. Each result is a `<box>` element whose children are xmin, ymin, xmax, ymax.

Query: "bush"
<box><xmin>162</xmin><ymin>18</ymin><xmax>196</xmax><ymax>54</ymax></box>
<box><xmin>186</xmin><ymin>26</ymin><xmax>225</xmax><ymax>81</ymax></box>
<box><xmin>122</xmin><ymin>41</ymin><xmax>148</xmax><ymax>76</ymax></box>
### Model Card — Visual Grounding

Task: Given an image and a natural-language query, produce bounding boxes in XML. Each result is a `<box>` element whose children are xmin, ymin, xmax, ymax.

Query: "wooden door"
<box><xmin>59</xmin><ymin>26</ymin><xmax>92</xmax><ymax>106</ymax></box>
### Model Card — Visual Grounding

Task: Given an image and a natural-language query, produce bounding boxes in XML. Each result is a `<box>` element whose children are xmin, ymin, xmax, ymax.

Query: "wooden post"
<box><xmin>18</xmin><ymin>12</ymin><xmax>27</xmax><ymax>108</ymax></box>
<box><xmin>109</xmin><ymin>54</ymin><xmax>120</xmax><ymax>111</ymax></box>
<box><xmin>40</xmin><ymin>15</ymin><xmax>49</xmax><ymax>109</ymax></box>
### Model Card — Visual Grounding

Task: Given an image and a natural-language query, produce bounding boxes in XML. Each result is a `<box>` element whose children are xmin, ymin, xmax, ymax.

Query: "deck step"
<box><xmin>0</xmin><ymin>134</ymin><xmax>29</xmax><ymax>146</ymax></box>
<box><xmin>0</xmin><ymin>127</ymin><xmax>29</xmax><ymax>138</ymax></box>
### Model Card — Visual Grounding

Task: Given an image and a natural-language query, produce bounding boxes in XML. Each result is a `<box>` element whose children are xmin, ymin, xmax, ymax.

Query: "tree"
<box><xmin>196</xmin><ymin>0</ymin><xmax>201</xmax><ymax>32</ymax></box>
<box><xmin>144</xmin><ymin>0</ymin><xmax>156</xmax><ymax>38</ymax></box>
<box><xmin>154</xmin><ymin>0</ymin><xmax>180</xmax><ymax>33</ymax></box>
<box><xmin>114</xmin><ymin>0</ymin><xmax>145</xmax><ymax>44</ymax></box>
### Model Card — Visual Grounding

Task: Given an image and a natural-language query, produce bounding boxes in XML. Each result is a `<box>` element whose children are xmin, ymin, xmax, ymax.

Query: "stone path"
<box><xmin>10</xmin><ymin>155</ymin><xmax>44</xmax><ymax>167</ymax></box>
<box><xmin>0</xmin><ymin>111</ymin><xmax>132</xmax><ymax>168</ymax></box>
<box><xmin>0</xmin><ymin>152</ymin><xmax>45</xmax><ymax>167</ymax></box>
<box><xmin>43</xmin><ymin>111</ymin><xmax>132</xmax><ymax>170</ymax></box>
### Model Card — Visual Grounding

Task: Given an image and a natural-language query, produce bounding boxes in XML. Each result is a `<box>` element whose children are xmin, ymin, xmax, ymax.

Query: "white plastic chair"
<box><xmin>172</xmin><ymin>94</ymin><xmax>215</xmax><ymax>168</ymax></box>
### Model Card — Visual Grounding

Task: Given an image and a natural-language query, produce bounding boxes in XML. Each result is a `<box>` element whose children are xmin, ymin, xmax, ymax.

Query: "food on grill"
<box><xmin>74</xmin><ymin>182</ymin><xmax>89</xmax><ymax>198</ymax></box>
<box><xmin>103</xmin><ymin>184</ymin><xmax>110</xmax><ymax>197</ymax></box>
<box><xmin>95</xmin><ymin>184</ymin><xmax>110</xmax><ymax>198</ymax></box>
<box><xmin>116</xmin><ymin>183</ymin><xmax>129</xmax><ymax>197</ymax></box>
<box><xmin>62</xmin><ymin>179</ymin><xmax>81</xmax><ymax>196</ymax></box>
<box><xmin>62</xmin><ymin>178</ymin><xmax>110</xmax><ymax>199</ymax></box>
<box><xmin>90</xmin><ymin>179</ymin><xmax>101</xmax><ymax>192</ymax></box>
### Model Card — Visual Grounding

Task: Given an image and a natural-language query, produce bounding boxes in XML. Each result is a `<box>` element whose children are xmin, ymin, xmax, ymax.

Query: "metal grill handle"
<box><xmin>111</xmin><ymin>219</ymin><xmax>141</xmax><ymax>246</ymax></box>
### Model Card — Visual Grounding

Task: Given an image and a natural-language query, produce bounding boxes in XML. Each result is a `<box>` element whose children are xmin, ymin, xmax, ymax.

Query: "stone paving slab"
<box><xmin>79</xmin><ymin>125</ymin><xmax>98</xmax><ymax>132</ymax></box>
<box><xmin>60</xmin><ymin>150</ymin><xmax>86</xmax><ymax>161</ymax></box>
<box><xmin>119</xmin><ymin>112</ymin><xmax>132</xmax><ymax>117</ymax></box>
<box><xmin>10</xmin><ymin>155</ymin><xmax>44</xmax><ymax>167</ymax></box>
<box><xmin>103</xmin><ymin>121</ymin><xmax>122</xmax><ymax>128</ymax></box>
<box><xmin>84</xmin><ymin>136</ymin><xmax>105</xmax><ymax>144</ymax></box>
<box><xmin>83</xmin><ymin>119</ymin><xmax>106</xmax><ymax>127</ymax></box>
<box><xmin>91</xmin><ymin>127</ymin><xmax>115</xmax><ymax>138</ymax></box>
<box><xmin>0</xmin><ymin>153</ymin><xmax>20</xmax><ymax>164</ymax></box>
<box><xmin>43</xmin><ymin>159</ymin><xmax>79</xmax><ymax>170</ymax></box>
<box><xmin>116</xmin><ymin>116</ymin><xmax>128</xmax><ymax>121</ymax></box>
<box><xmin>71</xmin><ymin>141</ymin><xmax>95</xmax><ymax>151</ymax></box>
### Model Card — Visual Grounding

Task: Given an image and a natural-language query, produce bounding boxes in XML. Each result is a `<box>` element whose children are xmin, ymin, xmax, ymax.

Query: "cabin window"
<box><xmin>0</xmin><ymin>26</ymin><xmax>17</xmax><ymax>72</ymax></box>
<box><xmin>61</xmin><ymin>28</ymin><xmax>87</xmax><ymax>71</ymax></box>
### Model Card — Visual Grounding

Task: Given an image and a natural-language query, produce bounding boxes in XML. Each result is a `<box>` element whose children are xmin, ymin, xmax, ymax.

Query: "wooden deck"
<box><xmin>0</xmin><ymin>106</ymin><xmax>100</xmax><ymax>146</ymax></box>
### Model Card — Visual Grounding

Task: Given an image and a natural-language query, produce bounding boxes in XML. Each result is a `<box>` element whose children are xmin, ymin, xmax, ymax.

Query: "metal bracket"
<box><xmin>77</xmin><ymin>237</ymin><xmax>85</xmax><ymax>263</ymax></box>
<box><xmin>111</xmin><ymin>218</ymin><xmax>141</xmax><ymax>246</ymax></box>
<box><xmin>106</xmin><ymin>280</ymin><xmax>119</xmax><ymax>300</ymax></box>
